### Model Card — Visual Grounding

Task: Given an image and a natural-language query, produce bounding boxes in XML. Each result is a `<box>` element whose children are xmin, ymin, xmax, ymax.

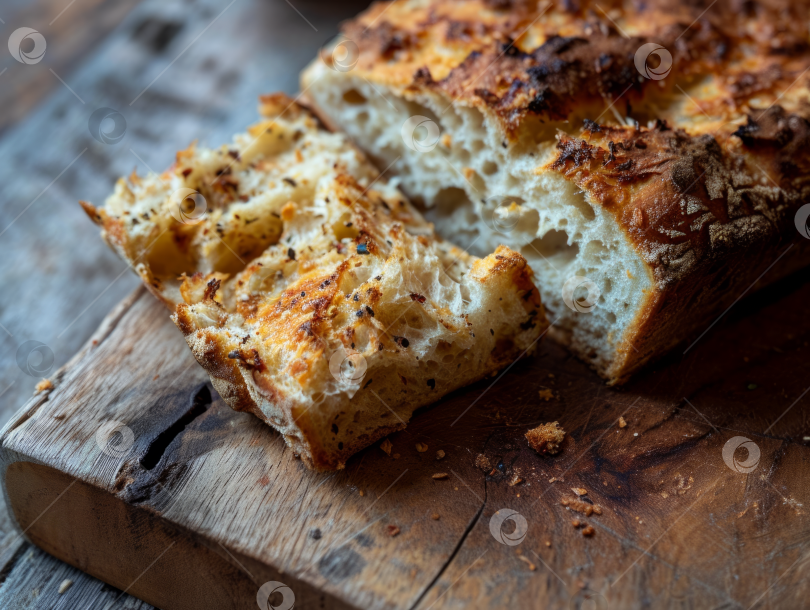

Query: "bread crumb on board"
<box><xmin>561</xmin><ymin>497</ymin><xmax>603</xmax><ymax>516</ymax></box>
<box><xmin>436</xmin><ymin>449</ymin><xmax>446</xmax><ymax>460</ymax></box>
<box><xmin>618</xmin><ymin>416</ymin><xmax>627</xmax><ymax>428</ymax></box>
<box><xmin>34</xmin><ymin>378</ymin><xmax>53</xmax><ymax>394</ymax></box>
<box><xmin>416</xmin><ymin>442</ymin><xmax>428</xmax><ymax>452</ymax></box>
<box><xmin>564</xmin><ymin>495</ymin><xmax>604</xmax><ymax>514</ymax></box>
<box><xmin>526</xmin><ymin>422</ymin><xmax>565</xmax><ymax>455</ymax></box>
<box><xmin>518</xmin><ymin>555</ymin><xmax>537</xmax><ymax>570</ymax></box>
<box><xmin>432</xmin><ymin>472</ymin><xmax>449</xmax><ymax>480</ymax></box>
<box><xmin>58</xmin><ymin>579</ymin><xmax>73</xmax><ymax>594</ymax></box>
<box><xmin>538</xmin><ymin>387</ymin><xmax>555</xmax><ymax>401</ymax></box>
<box><xmin>475</xmin><ymin>453</ymin><xmax>491</xmax><ymax>471</ymax></box>
<box><xmin>571</xmin><ymin>520</ymin><xmax>596</xmax><ymax>536</ymax></box>
<box><xmin>572</xmin><ymin>487</ymin><xmax>587</xmax><ymax>496</ymax></box>
<box><xmin>431</xmin><ymin>513</ymin><xmax>440</xmax><ymax>520</ymax></box>
<box><xmin>386</xmin><ymin>525</ymin><xmax>400</xmax><ymax>537</ymax></box>
<box><xmin>380</xmin><ymin>438</ymin><xmax>393</xmax><ymax>455</ymax></box>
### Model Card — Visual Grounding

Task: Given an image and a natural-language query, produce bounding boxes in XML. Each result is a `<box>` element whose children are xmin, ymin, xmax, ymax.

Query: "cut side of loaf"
<box><xmin>82</xmin><ymin>94</ymin><xmax>547</xmax><ymax>471</ymax></box>
<box><xmin>302</xmin><ymin>0</ymin><xmax>810</xmax><ymax>384</ymax></box>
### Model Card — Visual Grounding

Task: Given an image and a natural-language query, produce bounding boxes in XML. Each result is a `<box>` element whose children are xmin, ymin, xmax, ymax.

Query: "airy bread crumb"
<box><xmin>538</xmin><ymin>387</ymin><xmax>554</xmax><ymax>401</ymax></box>
<box><xmin>526</xmin><ymin>422</ymin><xmax>565</xmax><ymax>455</ymax></box>
<box><xmin>474</xmin><ymin>454</ymin><xmax>491</xmax><ymax>471</ymax></box>
<box><xmin>34</xmin><ymin>379</ymin><xmax>53</xmax><ymax>394</ymax></box>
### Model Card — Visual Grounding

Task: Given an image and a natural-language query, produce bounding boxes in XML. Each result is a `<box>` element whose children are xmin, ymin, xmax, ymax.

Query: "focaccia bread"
<box><xmin>82</xmin><ymin>94</ymin><xmax>547</xmax><ymax>470</ymax></box>
<box><xmin>302</xmin><ymin>0</ymin><xmax>810</xmax><ymax>384</ymax></box>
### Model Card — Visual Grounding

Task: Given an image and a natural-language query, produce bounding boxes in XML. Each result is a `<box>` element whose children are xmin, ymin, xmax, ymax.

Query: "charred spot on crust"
<box><xmin>551</xmin><ymin>137</ymin><xmax>597</xmax><ymax>169</ymax></box>
<box><xmin>412</xmin><ymin>66</ymin><xmax>434</xmax><ymax>85</ymax></box>
<box><xmin>299</xmin><ymin>321</ymin><xmax>314</xmax><ymax>337</ymax></box>
<box><xmin>228</xmin><ymin>348</ymin><xmax>264</xmax><ymax>371</ymax></box>
<box><xmin>583</xmin><ymin>118</ymin><xmax>601</xmax><ymax>133</ymax></box>
<box><xmin>520</xmin><ymin>310</ymin><xmax>539</xmax><ymax>330</ymax></box>
<box><xmin>732</xmin><ymin>106</ymin><xmax>810</xmax><ymax>151</ymax></box>
<box><xmin>204</xmin><ymin>278</ymin><xmax>221</xmax><ymax>301</ymax></box>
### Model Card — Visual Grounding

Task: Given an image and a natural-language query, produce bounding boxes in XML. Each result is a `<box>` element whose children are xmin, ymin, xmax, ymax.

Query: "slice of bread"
<box><xmin>82</xmin><ymin>94</ymin><xmax>547</xmax><ymax>470</ymax></box>
<box><xmin>301</xmin><ymin>0</ymin><xmax>810</xmax><ymax>384</ymax></box>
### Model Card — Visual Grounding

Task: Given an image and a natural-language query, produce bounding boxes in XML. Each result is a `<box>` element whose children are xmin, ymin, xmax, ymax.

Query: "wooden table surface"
<box><xmin>0</xmin><ymin>0</ymin><xmax>368</xmax><ymax>606</ymax></box>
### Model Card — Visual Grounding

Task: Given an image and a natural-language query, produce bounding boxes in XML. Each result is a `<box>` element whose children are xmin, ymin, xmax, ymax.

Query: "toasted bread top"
<box><xmin>335</xmin><ymin>0</ymin><xmax>809</xmax><ymax>135</ymax></box>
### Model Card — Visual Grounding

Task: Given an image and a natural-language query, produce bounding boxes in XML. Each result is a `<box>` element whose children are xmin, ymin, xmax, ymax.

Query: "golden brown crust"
<box><xmin>339</xmin><ymin>0</ymin><xmax>810</xmax><ymax>131</ymax></box>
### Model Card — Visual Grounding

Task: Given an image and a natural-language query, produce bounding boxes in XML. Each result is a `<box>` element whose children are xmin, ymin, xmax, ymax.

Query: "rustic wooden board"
<box><xmin>1</xmin><ymin>262</ymin><xmax>809</xmax><ymax>609</ymax></box>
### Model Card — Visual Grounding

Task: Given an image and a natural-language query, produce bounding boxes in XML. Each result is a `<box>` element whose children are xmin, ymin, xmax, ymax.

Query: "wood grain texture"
<box><xmin>0</xmin><ymin>0</ymin><xmax>143</xmax><ymax>136</ymax></box>
<box><xmin>1</xmin><ymin>262</ymin><xmax>809</xmax><ymax>609</ymax></box>
<box><xmin>0</xmin><ymin>543</ymin><xmax>154</xmax><ymax>609</ymax></box>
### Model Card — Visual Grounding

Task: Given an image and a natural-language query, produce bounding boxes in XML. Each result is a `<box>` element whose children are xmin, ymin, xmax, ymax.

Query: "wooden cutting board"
<box><xmin>1</xmin><ymin>274</ymin><xmax>809</xmax><ymax>610</ymax></box>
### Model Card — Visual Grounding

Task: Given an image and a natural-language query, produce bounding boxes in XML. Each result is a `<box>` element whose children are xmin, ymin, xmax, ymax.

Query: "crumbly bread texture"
<box><xmin>525</xmin><ymin>421</ymin><xmax>565</xmax><ymax>456</ymax></box>
<box><xmin>82</xmin><ymin>94</ymin><xmax>547</xmax><ymax>471</ymax></box>
<box><xmin>302</xmin><ymin>0</ymin><xmax>810</xmax><ymax>384</ymax></box>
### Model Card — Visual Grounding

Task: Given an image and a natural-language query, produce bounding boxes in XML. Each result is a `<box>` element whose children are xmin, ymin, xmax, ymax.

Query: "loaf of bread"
<box><xmin>302</xmin><ymin>0</ymin><xmax>810</xmax><ymax>383</ymax></box>
<box><xmin>82</xmin><ymin>94</ymin><xmax>547</xmax><ymax>470</ymax></box>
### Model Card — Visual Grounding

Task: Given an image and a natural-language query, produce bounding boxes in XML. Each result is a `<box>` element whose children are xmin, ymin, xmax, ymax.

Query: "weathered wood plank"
<box><xmin>1</xmin><ymin>265</ymin><xmax>808</xmax><ymax>609</ymax></box>
<box><xmin>0</xmin><ymin>0</ymin><xmax>143</xmax><ymax>135</ymax></box>
<box><xmin>0</xmin><ymin>543</ymin><xmax>154</xmax><ymax>609</ymax></box>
